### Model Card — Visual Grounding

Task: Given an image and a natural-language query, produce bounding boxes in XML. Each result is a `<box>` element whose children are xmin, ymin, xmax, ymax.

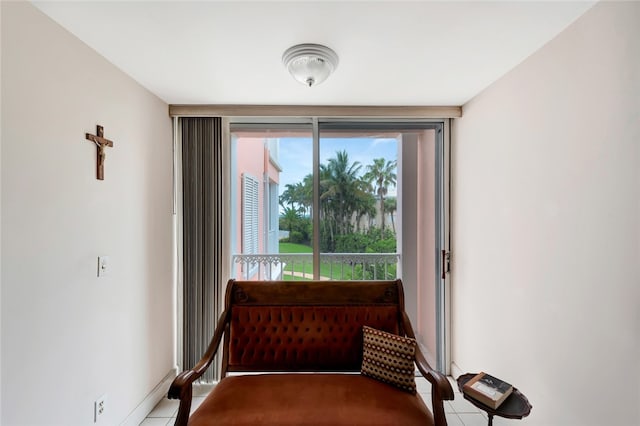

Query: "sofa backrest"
<box><xmin>222</xmin><ymin>279</ymin><xmax>406</xmax><ymax>373</ymax></box>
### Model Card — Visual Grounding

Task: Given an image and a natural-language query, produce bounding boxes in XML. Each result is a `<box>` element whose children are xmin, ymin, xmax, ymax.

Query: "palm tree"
<box><xmin>291</xmin><ymin>182</ymin><xmax>306</xmax><ymax>214</ymax></box>
<box><xmin>281</xmin><ymin>206</ymin><xmax>301</xmax><ymax>237</ymax></box>
<box><xmin>300</xmin><ymin>174</ymin><xmax>313</xmax><ymax>217</ymax></box>
<box><xmin>384</xmin><ymin>197</ymin><xmax>397</xmax><ymax>233</ymax></box>
<box><xmin>363</xmin><ymin>158</ymin><xmax>397</xmax><ymax>231</ymax></box>
<box><xmin>355</xmin><ymin>193</ymin><xmax>377</xmax><ymax>232</ymax></box>
<box><xmin>279</xmin><ymin>183</ymin><xmax>296</xmax><ymax>210</ymax></box>
<box><xmin>280</xmin><ymin>182</ymin><xmax>310</xmax><ymax>216</ymax></box>
<box><xmin>320</xmin><ymin>150</ymin><xmax>364</xmax><ymax>236</ymax></box>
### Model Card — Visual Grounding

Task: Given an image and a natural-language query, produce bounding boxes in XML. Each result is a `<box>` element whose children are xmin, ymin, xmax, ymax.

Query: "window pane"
<box><xmin>230</xmin><ymin>125</ymin><xmax>313</xmax><ymax>280</ymax></box>
<box><xmin>318</xmin><ymin>127</ymin><xmax>399</xmax><ymax>280</ymax></box>
<box><xmin>319</xmin><ymin>123</ymin><xmax>441</xmax><ymax>362</ymax></box>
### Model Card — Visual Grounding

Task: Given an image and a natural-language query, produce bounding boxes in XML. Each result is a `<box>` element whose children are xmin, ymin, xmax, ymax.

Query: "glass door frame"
<box><xmin>227</xmin><ymin>116</ymin><xmax>450</xmax><ymax>374</ymax></box>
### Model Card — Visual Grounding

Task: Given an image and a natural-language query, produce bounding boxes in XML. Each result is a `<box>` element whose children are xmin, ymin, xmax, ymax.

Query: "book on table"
<box><xmin>463</xmin><ymin>372</ymin><xmax>513</xmax><ymax>409</ymax></box>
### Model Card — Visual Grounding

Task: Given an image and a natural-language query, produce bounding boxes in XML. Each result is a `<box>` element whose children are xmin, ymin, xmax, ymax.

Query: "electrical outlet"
<box><xmin>94</xmin><ymin>394</ymin><xmax>107</xmax><ymax>423</ymax></box>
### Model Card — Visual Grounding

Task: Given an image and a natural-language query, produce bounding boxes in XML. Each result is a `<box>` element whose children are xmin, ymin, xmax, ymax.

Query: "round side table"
<box><xmin>457</xmin><ymin>373</ymin><xmax>532</xmax><ymax>426</ymax></box>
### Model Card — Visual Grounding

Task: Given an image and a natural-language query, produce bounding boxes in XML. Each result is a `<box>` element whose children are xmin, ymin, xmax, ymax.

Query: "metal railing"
<box><xmin>232</xmin><ymin>253</ymin><xmax>401</xmax><ymax>281</ymax></box>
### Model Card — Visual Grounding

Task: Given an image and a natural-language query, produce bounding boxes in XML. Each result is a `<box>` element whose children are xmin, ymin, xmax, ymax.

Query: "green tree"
<box><xmin>280</xmin><ymin>182</ymin><xmax>309</xmax><ymax>215</ymax></box>
<box><xmin>279</xmin><ymin>183</ymin><xmax>296</xmax><ymax>210</ymax></box>
<box><xmin>300</xmin><ymin>174</ymin><xmax>313</xmax><ymax>217</ymax></box>
<box><xmin>354</xmin><ymin>193</ymin><xmax>377</xmax><ymax>232</ymax></box>
<box><xmin>363</xmin><ymin>158</ymin><xmax>397</xmax><ymax>231</ymax></box>
<box><xmin>319</xmin><ymin>151</ymin><xmax>369</xmax><ymax>250</ymax></box>
<box><xmin>279</xmin><ymin>207</ymin><xmax>312</xmax><ymax>244</ymax></box>
<box><xmin>280</xmin><ymin>206</ymin><xmax>301</xmax><ymax>236</ymax></box>
<box><xmin>384</xmin><ymin>197</ymin><xmax>397</xmax><ymax>233</ymax></box>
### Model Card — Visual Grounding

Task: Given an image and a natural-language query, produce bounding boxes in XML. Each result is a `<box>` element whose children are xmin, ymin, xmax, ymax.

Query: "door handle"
<box><xmin>441</xmin><ymin>250</ymin><xmax>450</xmax><ymax>279</ymax></box>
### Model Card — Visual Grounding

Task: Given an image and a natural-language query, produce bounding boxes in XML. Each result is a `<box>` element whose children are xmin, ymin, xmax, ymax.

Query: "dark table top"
<box><xmin>457</xmin><ymin>373</ymin><xmax>532</xmax><ymax>420</ymax></box>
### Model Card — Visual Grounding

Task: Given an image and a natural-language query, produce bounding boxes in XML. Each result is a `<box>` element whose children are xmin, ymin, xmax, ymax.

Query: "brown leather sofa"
<box><xmin>168</xmin><ymin>279</ymin><xmax>454</xmax><ymax>425</ymax></box>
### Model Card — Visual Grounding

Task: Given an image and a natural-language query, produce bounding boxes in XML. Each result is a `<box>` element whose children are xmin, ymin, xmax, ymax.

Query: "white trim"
<box><xmin>173</xmin><ymin>118</ymin><xmax>184</xmax><ymax>371</ymax></box>
<box><xmin>120</xmin><ymin>367</ymin><xmax>179</xmax><ymax>426</ymax></box>
<box><xmin>218</xmin><ymin>117</ymin><xmax>232</xmax><ymax>377</ymax></box>
<box><xmin>169</xmin><ymin>105</ymin><xmax>462</xmax><ymax>119</ymax></box>
<box><xmin>442</xmin><ymin>119</ymin><xmax>452</xmax><ymax>376</ymax></box>
<box><xmin>450</xmin><ymin>362</ymin><xmax>464</xmax><ymax>381</ymax></box>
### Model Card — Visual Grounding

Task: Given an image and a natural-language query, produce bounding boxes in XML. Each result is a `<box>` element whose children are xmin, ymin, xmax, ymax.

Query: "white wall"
<box><xmin>1</xmin><ymin>2</ymin><xmax>174</xmax><ymax>425</ymax></box>
<box><xmin>451</xmin><ymin>2</ymin><xmax>639</xmax><ymax>425</ymax></box>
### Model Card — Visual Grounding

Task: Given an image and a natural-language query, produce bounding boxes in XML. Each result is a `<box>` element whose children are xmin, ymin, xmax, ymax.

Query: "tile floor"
<box><xmin>140</xmin><ymin>377</ymin><xmax>513</xmax><ymax>426</ymax></box>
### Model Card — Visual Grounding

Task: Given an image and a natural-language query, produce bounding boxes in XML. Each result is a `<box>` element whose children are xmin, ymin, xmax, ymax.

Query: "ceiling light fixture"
<box><xmin>282</xmin><ymin>43</ymin><xmax>339</xmax><ymax>87</ymax></box>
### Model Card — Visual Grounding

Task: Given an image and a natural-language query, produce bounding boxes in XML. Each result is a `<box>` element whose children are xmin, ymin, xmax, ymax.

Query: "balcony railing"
<box><xmin>232</xmin><ymin>253</ymin><xmax>401</xmax><ymax>281</ymax></box>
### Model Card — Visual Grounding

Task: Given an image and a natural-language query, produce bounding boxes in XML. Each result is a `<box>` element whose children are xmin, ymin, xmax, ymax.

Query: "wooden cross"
<box><xmin>85</xmin><ymin>125</ymin><xmax>114</xmax><ymax>180</ymax></box>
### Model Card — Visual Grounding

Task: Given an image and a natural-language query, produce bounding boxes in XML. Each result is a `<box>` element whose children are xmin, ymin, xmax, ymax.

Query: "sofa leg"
<box><xmin>173</xmin><ymin>385</ymin><xmax>192</xmax><ymax>426</ymax></box>
<box><xmin>432</xmin><ymin>391</ymin><xmax>448</xmax><ymax>426</ymax></box>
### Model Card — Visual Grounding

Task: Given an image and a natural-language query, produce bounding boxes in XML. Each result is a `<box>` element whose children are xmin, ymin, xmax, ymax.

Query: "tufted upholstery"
<box><xmin>228</xmin><ymin>305</ymin><xmax>399</xmax><ymax>371</ymax></box>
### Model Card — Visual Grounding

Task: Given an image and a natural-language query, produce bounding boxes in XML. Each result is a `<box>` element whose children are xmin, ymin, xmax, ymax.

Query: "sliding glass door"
<box><xmin>318</xmin><ymin>121</ymin><xmax>448</xmax><ymax>371</ymax></box>
<box><xmin>229</xmin><ymin>119</ymin><xmax>449</xmax><ymax>373</ymax></box>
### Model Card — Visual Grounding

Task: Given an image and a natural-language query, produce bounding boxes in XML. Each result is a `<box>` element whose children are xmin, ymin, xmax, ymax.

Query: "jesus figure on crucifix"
<box><xmin>85</xmin><ymin>125</ymin><xmax>114</xmax><ymax>180</ymax></box>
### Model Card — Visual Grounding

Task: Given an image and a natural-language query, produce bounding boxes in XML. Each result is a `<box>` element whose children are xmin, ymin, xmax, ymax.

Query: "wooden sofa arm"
<box><xmin>168</xmin><ymin>309</ymin><xmax>229</xmax><ymax>426</ymax></box>
<box><xmin>416</xmin><ymin>347</ymin><xmax>454</xmax><ymax>426</ymax></box>
<box><xmin>401</xmin><ymin>312</ymin><xmax>454</xmax><ymax>426</ymax></box>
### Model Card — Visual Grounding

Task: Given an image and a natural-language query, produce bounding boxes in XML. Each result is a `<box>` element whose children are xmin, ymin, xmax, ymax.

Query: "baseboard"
<box><xmin>450</xmin><ymin>361</ymin><xmax>464</xmax><ymax>380</ymax></box>
<box><xmin>121</xmin><ymin>366</ymin><xmax>179</xmax><ymax>426</ymax></box>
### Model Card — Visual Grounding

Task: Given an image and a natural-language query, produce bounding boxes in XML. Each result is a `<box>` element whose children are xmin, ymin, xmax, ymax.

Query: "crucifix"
<box><xmin>85</xmin><ymin>125</ymin><xmax>114</xmax><ymax>180</ymax></box>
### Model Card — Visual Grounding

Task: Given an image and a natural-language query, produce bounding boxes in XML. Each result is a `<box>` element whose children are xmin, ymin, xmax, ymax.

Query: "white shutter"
<box><xmin>242</xmin><ymin>173</ymin><xmax>259</xmax><ymax>256</ymax></box>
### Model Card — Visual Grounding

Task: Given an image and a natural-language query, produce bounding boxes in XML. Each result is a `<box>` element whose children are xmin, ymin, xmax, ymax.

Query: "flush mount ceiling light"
<box><xmin>282</xmin><ymin>43</ymin><xmax>339</xmax><ymax>87</ymax></box>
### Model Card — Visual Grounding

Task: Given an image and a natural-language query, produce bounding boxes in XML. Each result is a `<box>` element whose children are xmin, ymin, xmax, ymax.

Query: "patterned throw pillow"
<box><xmin>361</xmin><ymin>325</ymin><xmax>417</xmax><ymax>393</ymax></box>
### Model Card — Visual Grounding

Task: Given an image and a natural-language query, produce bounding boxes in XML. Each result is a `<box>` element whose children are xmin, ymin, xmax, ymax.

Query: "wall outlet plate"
<box><xmin>94</xmin><ymin>394</ymin><xmax>107</xmax><ymax>422</ymax></box>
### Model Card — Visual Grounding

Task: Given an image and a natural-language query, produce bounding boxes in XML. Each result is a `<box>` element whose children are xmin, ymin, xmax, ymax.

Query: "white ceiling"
<box><xmin>32</xmin><ymin>0</ymin><xmax>595</xmax><ymax>106</ymax></box>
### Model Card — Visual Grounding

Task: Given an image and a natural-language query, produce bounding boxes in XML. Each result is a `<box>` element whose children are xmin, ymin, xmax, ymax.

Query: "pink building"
<box><xmin>231</xmin><ymin>135</ymin><xmax>281</xmax><ymax>280</ymax></box>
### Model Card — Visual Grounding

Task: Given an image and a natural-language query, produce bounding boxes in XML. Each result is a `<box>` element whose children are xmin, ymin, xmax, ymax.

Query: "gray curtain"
<box><xmin>181</xmin><ymin>117</ymin><xmax>223</xmax><ymax>382</ymax></box>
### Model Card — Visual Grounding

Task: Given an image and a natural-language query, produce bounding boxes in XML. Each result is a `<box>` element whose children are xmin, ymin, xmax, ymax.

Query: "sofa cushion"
<box><xmin>361</xmin><ymin>325</ymin><xmax>417</xmax><ymax>393</ymax></box>
<box><xmin>188</xmin><ymin>374</ymin><xmax>434</xmax><ymax>426</ymax></box>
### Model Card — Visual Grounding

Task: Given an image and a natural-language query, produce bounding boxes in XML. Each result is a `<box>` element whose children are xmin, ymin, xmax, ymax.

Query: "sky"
<box><xmin>277</xmin><ymin>136</ymin><xmax>398</xmax><ymax>200</ymax></box>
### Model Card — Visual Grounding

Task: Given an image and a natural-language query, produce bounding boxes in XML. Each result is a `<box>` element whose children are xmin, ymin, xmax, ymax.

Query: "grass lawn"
<box><xmin>277</xmin><ymin>241</ymin><xmax>395</xmax><ymax>280</ymax></box>
<box><xmin>279</xmin><ymin>242</ymin><xmax>312</xmax><ymax>253</ymax></box>
<box><xmin>278</xmin><ymin>242</ymin><xmax>344</xmax><ymax>279</ymax></box>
